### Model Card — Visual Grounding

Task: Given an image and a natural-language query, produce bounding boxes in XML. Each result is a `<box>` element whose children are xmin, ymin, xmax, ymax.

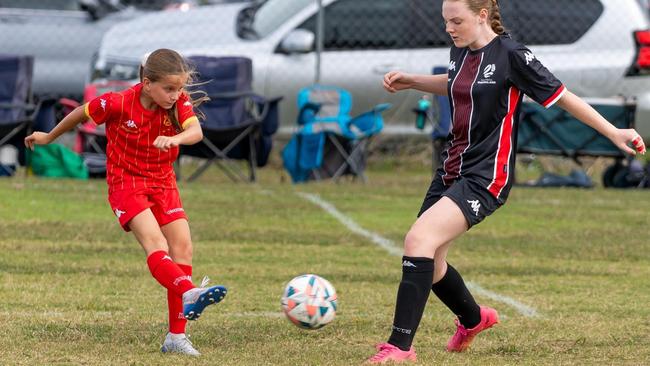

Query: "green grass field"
<box><xmin>1</xmin><ymin>164</ymin><xmax>649</xmax><ymax>365</ymax></box>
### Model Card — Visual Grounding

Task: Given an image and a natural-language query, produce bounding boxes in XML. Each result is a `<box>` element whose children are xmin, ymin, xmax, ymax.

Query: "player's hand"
<box><xmin>613</xmin><ymin>128</ymin><xmax>646</xmax><ymax>155</ymax></box>
<box><xmin>153</xmin><ymin>136</ymin><xmax>180</xmax><ymax>152</ymax></box>
<box><xmin>383</xmin><ymin>71</ymin><xmax>415</xmax><ymax>93</ymax></box>
<box><xmin>24</xmin><ymin>132</ymin><xmax>52</xmax><ymax>150</ymax></box>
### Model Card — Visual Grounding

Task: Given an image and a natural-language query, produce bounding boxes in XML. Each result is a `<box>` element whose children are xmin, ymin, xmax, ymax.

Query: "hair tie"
<box><xmin>141</xmin><ymin>52</ymin><xmax>151</xmax><ymax>67</ymax></box>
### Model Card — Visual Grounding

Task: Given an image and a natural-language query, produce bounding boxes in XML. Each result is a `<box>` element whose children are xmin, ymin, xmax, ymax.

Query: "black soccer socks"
<box><xmin>387</xmin><ymin>256</ymin><xmax>434</xmax><ymax>351</ymax></box>
<box><xmin>431</xmin><ymin>262</ymin><xmax>481</xmax><ymax>329</ymax></box>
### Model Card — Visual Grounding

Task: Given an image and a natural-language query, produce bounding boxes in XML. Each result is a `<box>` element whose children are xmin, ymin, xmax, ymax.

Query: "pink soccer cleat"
<box><xmin>367</xmin><ymin>343</ymin><xmax>417</xmax><ymax>364</ymax></box>
<box><xmin>447</xmin><ymin>305</ymin><xmax>499</xmax><ymax>352</ymax></box>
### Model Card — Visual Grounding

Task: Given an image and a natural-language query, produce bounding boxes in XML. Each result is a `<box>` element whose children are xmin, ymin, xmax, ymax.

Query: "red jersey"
<box><xmin>84</xmin><ymin>83</ymin><xmax>198</xmax><ymax>193</ymax></box>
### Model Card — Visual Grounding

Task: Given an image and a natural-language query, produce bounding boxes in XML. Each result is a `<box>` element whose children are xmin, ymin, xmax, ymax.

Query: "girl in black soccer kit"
<box><xmin>368</xmin><ymin>0</ymin><xmax>646</xmax><ymax>363</ymax></box>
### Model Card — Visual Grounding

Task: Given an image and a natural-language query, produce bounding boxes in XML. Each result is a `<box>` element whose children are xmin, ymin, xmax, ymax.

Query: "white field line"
<box><xmin>296</xmin><ymin>192</ymin><xmax>403</xmax><ymax>257</ymax></box>
<box><xmin>297</xmin><ymin>192</ymin><xmax>539</xmax><ymax>318</ymax></box>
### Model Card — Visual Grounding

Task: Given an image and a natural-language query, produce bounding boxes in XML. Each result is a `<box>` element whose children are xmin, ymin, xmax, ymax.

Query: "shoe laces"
<box><xmin>174</xmin><ymin>335</ymin><xmax>197</xmax><ymax>353</ymax></box>
<box><xmin>370</xmin><ymin>344</ymin><xmax>397</xmax><ymax>361</ymax></box>
<box><xmin>198</xmin><ymin>276</ymin><xmax>210</xmax><ymax>288</ymax></box>
<box><xmin>453</xmin><ymin>319</ymin><xmax>469</xmax><ymax>339</ymax></box>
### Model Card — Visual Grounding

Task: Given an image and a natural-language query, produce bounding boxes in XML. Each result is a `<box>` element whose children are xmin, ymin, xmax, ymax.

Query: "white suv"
<box><xmin>92</xmin><ymin>0</ymin><xmax>650</xmax><ymax>137</ymax></box>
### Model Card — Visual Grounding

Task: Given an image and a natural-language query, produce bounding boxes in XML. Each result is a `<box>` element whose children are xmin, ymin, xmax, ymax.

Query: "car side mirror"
<box><xmin>79</xmin><ymin>0</ymin><xmax>101</xmax><ymax>20</ymax></box>
<box><xmin>279</xmin><ymin>29</ymin><xmax>315</xmax><ymax>54</ymax></box>
<box><xmin>79</xmin><ymin>0</ymin><xmax>120</xmax><ymax>20</ymax></box>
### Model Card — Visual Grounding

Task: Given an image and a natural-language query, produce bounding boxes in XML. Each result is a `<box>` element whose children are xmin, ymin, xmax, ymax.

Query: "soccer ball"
<box><xmin>281</xmin><ymin>274</ymin><xmax>338</xmax><ymax>330</ymax></box>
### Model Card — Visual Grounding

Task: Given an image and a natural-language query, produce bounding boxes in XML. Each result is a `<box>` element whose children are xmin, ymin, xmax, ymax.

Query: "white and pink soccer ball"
<box><xmin>281</xmin><ymin>274</ymin><xmax>338</xmax><ymax>330</ymax></box>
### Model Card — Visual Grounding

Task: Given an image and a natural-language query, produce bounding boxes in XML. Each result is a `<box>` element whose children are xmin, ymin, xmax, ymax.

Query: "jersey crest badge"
<box><xmin>483</xmin><ymin>64</ymin><xmax>496</xmax><ymax>78</ymax></box>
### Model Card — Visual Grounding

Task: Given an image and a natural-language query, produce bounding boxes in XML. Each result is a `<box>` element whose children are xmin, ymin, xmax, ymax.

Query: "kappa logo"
<box><xmin>483</xmin><ymin>64</ymin><xmax>496</xmax><ymax>78</ymax></box>
<box><xmin>524</xmin><ymin>51</ymin><xmax>535</xmax><ymax>65</ymax></box>
<box><xmin>183</xmin><ymin>101</ymin><xmax>192</xmax><ymax>107</ymax></box>
<box><xmin>100</xmin><ymin>98</ymin><xmax>106</xmax><ymax>111</ymax></box>
<box><xmin>467</xmin><ymin>199</ymin><xmax>481</xmax><ymax>216</ymax></box>
<box><xmin>402</xmin><ymin>260</ymin><xmax>417</xmax><ymax>268</ymax></box>
<box><xmin>166</xmin><ymin>208</ymin><xmax>185</xmax><ymax>215</ymax></box>
<box><xmin>162</xmin><ymin>255</ymin><xmax>172</xmax><ymax>261</ymax></box>
<box><xmin>125</xmin><ymin>120</ymin><xmax>137</xmax><ymax>129</ymax></box>
<box><xmin>448</xmin><ymin>61</ymin><xmax>456</xmax><ymax>72</ymax></box>
<box><xmin>114</xmin><ymin>208</ymin><xmax>126</xmax><ymax>218</ymax></box>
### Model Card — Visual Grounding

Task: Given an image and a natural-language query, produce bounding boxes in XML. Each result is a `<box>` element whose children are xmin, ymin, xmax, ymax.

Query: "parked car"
<box><xmin>92</xmin><ymin>0</ymin><xmax>650</xmax><ymax>137</ymax></box>
<box><xmin>0</xmin><ymin>0</ymin><xmax>200</xmax><ymax>99</ymax></box>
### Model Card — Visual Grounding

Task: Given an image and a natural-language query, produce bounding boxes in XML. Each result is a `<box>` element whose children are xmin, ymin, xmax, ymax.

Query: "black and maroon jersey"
<box><xmin>439</xmin><ymin>34</ymin><xmax>565</xmax><ymax>203</ymax></box>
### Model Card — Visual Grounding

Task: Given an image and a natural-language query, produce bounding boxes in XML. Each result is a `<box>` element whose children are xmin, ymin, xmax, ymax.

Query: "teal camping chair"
<box><xmin>282</xmin><ymin>85</ymin><xmax>390</xmax><ymax>183</ymax></box>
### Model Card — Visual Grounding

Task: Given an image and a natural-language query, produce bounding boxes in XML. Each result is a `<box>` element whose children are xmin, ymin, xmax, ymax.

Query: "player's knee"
<box><xmin>171</xmin><ymin>240</ymin><xmax>193</xmax><ymax>261</ymax></box>
<box><xmin>404</xmin><ymin>229</ymin><xmax>445</xmax><ymax>255</ymax></box>
<box><xmin>404</xmin><ymin>229</ymin><xmax>427</xmax><ymax>253</ymax></box>
<box><xmin>183</xmin><ymin>242</ymin><xmax>193</xmax><ymax>258</ymax></box>
<box><xmin>141</xmin><ymin>235</ymin><xmax>169</xmax><ymax>254</ymax></box>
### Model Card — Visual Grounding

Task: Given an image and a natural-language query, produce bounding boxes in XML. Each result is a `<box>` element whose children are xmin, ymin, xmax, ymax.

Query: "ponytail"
<box><xmin>489</xmin><ymin>0</ymin><xmax>505</xmax><ymax>35</ymax></box>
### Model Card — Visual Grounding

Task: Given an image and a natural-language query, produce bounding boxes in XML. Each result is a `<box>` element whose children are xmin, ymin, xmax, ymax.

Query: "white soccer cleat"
<box><xmin>160</xmin><ymin>332</ymin><xmax>200</xmax><ymax>356</ymax></box>
<box><xmin>182</xmin><ymin>276</ymin><xmax>227</xmax><ymax>320</ymax></box>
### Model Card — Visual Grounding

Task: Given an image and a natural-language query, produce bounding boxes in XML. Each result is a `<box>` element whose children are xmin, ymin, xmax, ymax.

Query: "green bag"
<box><xmin>29</xmin><ymin>144</ymin><xmax>88</xmax><ymax>179</ymax></box>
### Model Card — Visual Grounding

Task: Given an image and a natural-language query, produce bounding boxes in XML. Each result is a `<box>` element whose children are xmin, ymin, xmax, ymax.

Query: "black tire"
<box><xmin>602</xmin><ymin>163</ymin><xmax>623</xmax><ymax>188</ymax></box>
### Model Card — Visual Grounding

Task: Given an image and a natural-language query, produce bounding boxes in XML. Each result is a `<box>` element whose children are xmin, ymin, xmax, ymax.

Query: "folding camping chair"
<box><xmin>282</xmin><ymin>85</ymin><xmax>390</xmax><ymax>183</ymax></box>
<box><xmin>179</xmin><ymin>56</ymin><xmax>282</xmax><ymax>182</ymax></box>
<box><xmin>0</xmin><ymin>55</ymin><xmax>41</xmax><ymax>175</ymax></box>
<box><xmin>517</xmin><ymin>97</ymin><xmax>636</xmax><ymax>187</ymax></box>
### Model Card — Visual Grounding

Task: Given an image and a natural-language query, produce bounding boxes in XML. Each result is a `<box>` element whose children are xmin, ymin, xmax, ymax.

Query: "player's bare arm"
<box><xmin>24</xmin><ymin>105</ymin><xmax>87</xmax><ymax>150</ymax></box>
<box><xmin>383</xmin><ymin>72</ymin><xmax>448</xmax><ymax>96</ymax></box>
<box><xmin>153</xmin><ymin>119</ymin><xmax>203</xmax><ymax>151</ymax></box>
<box><xmin>556</xmin><ymin>91</ymin><xmax>646</xmax><ymax>155</ymax></box>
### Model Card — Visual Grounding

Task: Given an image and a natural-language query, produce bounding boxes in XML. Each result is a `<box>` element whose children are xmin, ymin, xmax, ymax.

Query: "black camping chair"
<box><xmin>180</xmin><ymin>56</ymin><xmax>282</xmax><ymax>182</ymax></box>
<box><xmin>0</xmin><ymin>55</ymin><xmax>44</xmax><ymax>174</ymax></box>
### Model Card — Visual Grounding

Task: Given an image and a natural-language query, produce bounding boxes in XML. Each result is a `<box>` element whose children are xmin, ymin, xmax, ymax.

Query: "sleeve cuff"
<box><xmin>181</xmin><ymin>116</ymin><xmax>199</xmax><ymax>130</ymax></box>
<box><xmin>83</xmin><ymin>103</ymin><xmax>91</xmax><ymax>118</ymax></box>
<box><xmin>542</xmin><ymin>85</ymin><xmax>566</xmax><ymax>108</ymax></box>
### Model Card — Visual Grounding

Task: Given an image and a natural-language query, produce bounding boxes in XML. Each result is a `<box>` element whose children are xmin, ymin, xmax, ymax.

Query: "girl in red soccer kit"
<box><xmin>25</xmin><ymin>48</ymin><xmax>226</xmax><ymax>356</ymax></box>
<box><xmin>369</xmin><ymin>0</ymin><xmax>646</xmax><ymax>363</ymax></box>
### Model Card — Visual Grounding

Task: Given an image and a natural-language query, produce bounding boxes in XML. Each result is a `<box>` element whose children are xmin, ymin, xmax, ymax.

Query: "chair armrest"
<box><xmin>0</xmin><ymin>102</ymin><xmax>40</xmax><ymax>125</ymax></box>
<box><xmin>206</xmin><ymin>90</ymin><xmax>259</xmax><ymax>100</ymax></box>
<box><xmin>346</xmin><ymin>103</ymin><xmax>392</xmax><ymax>138</ymax></box>
<box><xmin>297</xmin><ymin>102</ymin><xmax>322</xmax><ymax>125</ymax></box>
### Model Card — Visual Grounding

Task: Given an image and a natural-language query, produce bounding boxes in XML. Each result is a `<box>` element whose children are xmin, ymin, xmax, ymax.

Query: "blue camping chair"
<box><xmin>282</xmin><ymin>85</ymin><xmax>390</xmax><ymax>183</ymax></box>
<box><xmin>0</xmin><ymin>55</ymin><xmax>44</xmax><ymax>175</ymax></box>
<box><xmin>180</xmin><ymin>56</ymin><xmax>282</xmax><ymax>182</ymax></box>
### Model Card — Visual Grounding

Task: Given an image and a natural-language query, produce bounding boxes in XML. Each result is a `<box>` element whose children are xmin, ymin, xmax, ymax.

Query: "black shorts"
<box><xmin>418</xmin><ymin>175</ymin><xmax>502</xmax><ymax>228</ymax></box>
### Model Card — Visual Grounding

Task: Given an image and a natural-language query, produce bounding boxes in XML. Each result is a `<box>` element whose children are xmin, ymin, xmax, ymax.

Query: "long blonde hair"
<box><xmin>444</xmin><ymin>0</ymin><xmax>505</xmax><ymax>34</ymax></box>
<box><xmin>139</xmin><ymin>48</ymin><xmax>209</xmax><ymax>132</ymax></box>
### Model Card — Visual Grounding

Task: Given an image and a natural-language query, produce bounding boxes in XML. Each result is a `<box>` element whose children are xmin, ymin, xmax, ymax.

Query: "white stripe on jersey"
<box><xmin>442</xmin><ymin>53</ymin><xmax>468</xmax><ymax>182</ymax></box>
<box><xmin>458</xmin><ymin>52</ymin><xmax>484</xmax><ymax>176</ymax></box>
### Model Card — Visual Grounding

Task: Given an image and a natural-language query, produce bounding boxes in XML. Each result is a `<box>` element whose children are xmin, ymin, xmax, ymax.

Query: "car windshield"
<box><xmin>251</xmin><ymin>0</ymin><xmax>313</xmax><ymax>38</ymax></box>
<box><xmin>0</xmin><ymin>0</ymin><xmax>80</xmax><ymax>10</ymax></box>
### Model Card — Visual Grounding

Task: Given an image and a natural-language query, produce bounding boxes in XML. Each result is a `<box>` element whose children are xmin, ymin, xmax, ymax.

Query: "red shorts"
<box><xmin>108</xmin><ymin>187</ymin><xmax>188</xmax><ymax>232</ymax></box>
